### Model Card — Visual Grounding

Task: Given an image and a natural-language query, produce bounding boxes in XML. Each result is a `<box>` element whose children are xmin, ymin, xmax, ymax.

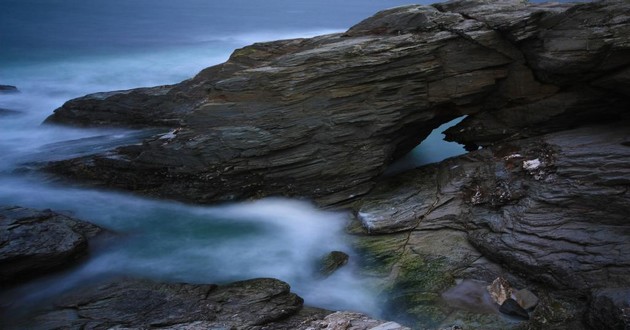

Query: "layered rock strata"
<box><xmin>1</xmin><ymin>276</ymin><xmax>412</xmax><ymax>330</ymax></box>
<box><xmin>354</xmin><ymin>123</ymin><xmax>630</xmax><ymax>329</ymax></box>
<box><xmin>0</xmin><ymin>206</ymin><xmax>102</xmax><ymax>285</ymax></box>
<box><xmin>43</xmin><ymin>0</ymin><xmax>630</xmax><ymax>206</ymax></box>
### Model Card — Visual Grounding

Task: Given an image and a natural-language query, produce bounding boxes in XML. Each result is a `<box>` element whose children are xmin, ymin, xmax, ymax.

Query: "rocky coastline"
<box><xmin>4</xmin><ymin>0</ymin><xmax>629</xmax><ymax>329</ymax></box>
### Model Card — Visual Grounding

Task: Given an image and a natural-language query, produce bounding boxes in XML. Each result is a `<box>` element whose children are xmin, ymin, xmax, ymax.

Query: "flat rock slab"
<box><xmin>0</xmin><ymin>206</ymin><xmax>102</xmax><ymax>285</ymax></box>
<box><xmin>2</xmin><ymin>277</ymin><xmax>307</xmax><ymax>329</ymax></box>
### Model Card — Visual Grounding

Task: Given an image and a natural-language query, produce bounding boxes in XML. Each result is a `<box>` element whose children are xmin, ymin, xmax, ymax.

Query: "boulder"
<box><xmin>1</xmin><ymin>277</ymin><xmax>314</xmax><ymax>329</ymax></box>
<box><xmin>41</xmin><ymin>0</ymin><xmax>630</xmax><ymax>206</ymax></box>
<box><xmin>0</xmin><ymin>206</ymin><xmax>102</xmax><ymax>285</ymax></box>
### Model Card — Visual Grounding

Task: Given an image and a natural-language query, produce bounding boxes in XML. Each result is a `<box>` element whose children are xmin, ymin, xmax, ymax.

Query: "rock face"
<box><xmin>353</xmin><ymin>123</ymin><xmax>630</xmax><ymax>329</ymax></box>
<box><xmin>0</xmin><ymin>277</ymin><xmax>319</xmax><ymax>329</ymax></box>
<box><xmin>0</xmin><ymin>206</ymin><xmax>102</xmax><ymax>285</ymax></box>
<box><xmin>2</xmin><ymin>277</ymin><xmax>410</xmax><ymax>330</ymax></box>
<box><xmin>586</xmin><ymin>288</ymin><xmax>630</xmax><ymax>330</ymax></box>
<box><xmin>43</xmin><ymin>0</ymin><xmax>630</xmax><ymax>206</ymax></box>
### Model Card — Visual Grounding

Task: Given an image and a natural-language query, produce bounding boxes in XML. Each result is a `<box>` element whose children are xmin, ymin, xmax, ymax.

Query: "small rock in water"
<box><xmin>499</xmin><ymin>298</ymin><xmax>530</xmax><ymax>320</ymax></box>
<box><xmin>0</xmin><ymin>85</ymin><xmax>19</xmax><ymax>94</ymax></box>
<box><xmin>487</xmin><ymin>277</ymin><xmax>514</xmax><ymax>306</ymax></box>
<box><xmin>317</xmin><ymin>251</ymin><xmax>349</xmax><ymax>277</ymax></box>
<box><xmin>514</xmin><ymin>288</ymin><xmax>539</xmax><ymax>310</ymax></box>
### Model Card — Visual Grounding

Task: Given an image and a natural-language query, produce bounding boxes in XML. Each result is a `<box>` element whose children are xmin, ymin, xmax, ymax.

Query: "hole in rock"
<box><xmin>384</xmin><ymin>116</ymin><xmax>467</xmax><ymax>176</ymax></box>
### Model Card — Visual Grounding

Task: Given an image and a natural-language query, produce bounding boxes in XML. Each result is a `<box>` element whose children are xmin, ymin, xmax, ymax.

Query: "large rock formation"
<box><xmin>43</xmin><ymin>0</ymin><xmax>630</xmax><ymax>206</ymax></box>
<box><xmin>1</xmin><ymin>277</ymin><xmax>307</xmax><ymax>329</ymax></box>
<box><xmin>353</xmin><ymin>123</ymin><xmax>630</xmax><ymax>329</ymax></box>
<box><xmin>36</xmin><ymin>1</ymin><xmax>630</xmax><ymax>329</ymax></box>
<box><xmin>0</xmin><ymin>206</ymin><xmax>103</xmax><ymax>285</ymax></box>
<box><xmin>1</xmin><ymin>276</ymin><xmax>412</xmax><ymax>330</ymax></box>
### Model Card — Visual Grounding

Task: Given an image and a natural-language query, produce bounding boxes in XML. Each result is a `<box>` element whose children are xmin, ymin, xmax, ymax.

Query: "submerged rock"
<box><xmin>0</xmin><ymin>108</ymin><xmax>21</xmax><ymax>117</ymax></box>
<box><xmin>42</xmin><ymin>0</ymin><xmax>630</xmax><ymax>206</ymax></box>
<box><xmin>0</xmin><ymin>206</ymin><xmax>102</xmax><ymax>285</ymax></box>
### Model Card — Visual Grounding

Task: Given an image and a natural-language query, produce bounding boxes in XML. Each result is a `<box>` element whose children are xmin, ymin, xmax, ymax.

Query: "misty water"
<box><xmin>0</xmin><ymin>0</ymin><xmax>473</xmax><ymax>319</ymax></box>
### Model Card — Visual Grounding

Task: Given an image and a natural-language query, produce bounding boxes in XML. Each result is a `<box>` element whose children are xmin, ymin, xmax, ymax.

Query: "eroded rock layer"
<box><xmin>44</xmin><ymin>0</ymin><xmax>630</xmax><ymax>206</ymax></box>
<box><xmin>354</xmin><ymin>123</ymin><xmax>630</xmax><ymax>329</ymax></box>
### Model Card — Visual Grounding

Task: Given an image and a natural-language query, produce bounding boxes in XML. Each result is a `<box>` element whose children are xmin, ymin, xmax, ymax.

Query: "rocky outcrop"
<box><xmin>42</xmin><ymin>0</ymin><xmax>630</xmax><ymax>206</ymax></box>
<box><xmin>353</xmin><ymin>123</ymin><xmax>630</xmax><ymax>329</ymax></box>
<box><xmin>0</xmin><ymin>206</ymin><xmax>103</xmax><ymax>285</ymax></box>
<box><xmin>2</xmin><ymin>276</ymin><xmax>412</xmax><ymax>330</ymax></box>
<box><xmin>0</xmin><ymin>277</ymin><xmax>322</xmax><ymax>329</ymax></box>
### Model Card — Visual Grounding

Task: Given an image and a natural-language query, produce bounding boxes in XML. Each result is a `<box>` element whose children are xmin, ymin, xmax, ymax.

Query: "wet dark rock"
<box><xmin>42</xmin><ymin>0</ymin><xmax>630</xmax><ymax>206</ymax></box>
<box><xmin>317</xmin><ymin>251</ymin><xmax>349</xmax><ymax>277</ymax></box>
<box><xmin>586</xmin><ymin>288</ymin><xmax>630</xmax><ymax>330</ymax></box>
<box><xmin>0</xmin><ymin>206</ymin><xmax>102</xmax><ymax>285</ymax></box>
<box><xmin>499</xmin><ymin>298</ymin><xmax>529</xmax><ymax>320</ymax></box>
<box><xmin>353</xmin><ymin>123</ymin><xmax>630</xmax><ymax>328</ymax></box>
<box><xmin>0</xmin><ymin>85</ymin><xmax>19</xmax><ymax>94</ymax></box>
<box><xmin>1</xmin><ymin>277</ymin><xmax>313</xmax><ymax>330</ymax></box>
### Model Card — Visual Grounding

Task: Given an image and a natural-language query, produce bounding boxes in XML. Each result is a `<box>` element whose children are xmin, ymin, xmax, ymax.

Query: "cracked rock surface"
<box><xmin>353</xmin><ymin>123</ymin><xmax>630</xmax><ymax>329</ymax></box>
<box><xmin>0</xmin><ymin>206</ymin><xmax>102</xmax><ymax>285</ymax></box>
<box><xmin>1</xmin><ymin>278</ymin><xmax>309</xmax><ymax>329</ymax></box>
<box><xmin>1</xmin><ymin>277</ymin><xmax>414</xmax><ymax>330</ymax></box>
<box><xmin>43</xmin><ymin>0</ymin><xmax>630</xmax><ymax>206</ymax></box>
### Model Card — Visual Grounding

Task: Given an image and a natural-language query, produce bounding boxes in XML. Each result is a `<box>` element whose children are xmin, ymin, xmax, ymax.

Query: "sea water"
<box><xmin>0</xmin><ymin>0</ymin><xmax>475</xmax><ymax>318</ymax></box>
